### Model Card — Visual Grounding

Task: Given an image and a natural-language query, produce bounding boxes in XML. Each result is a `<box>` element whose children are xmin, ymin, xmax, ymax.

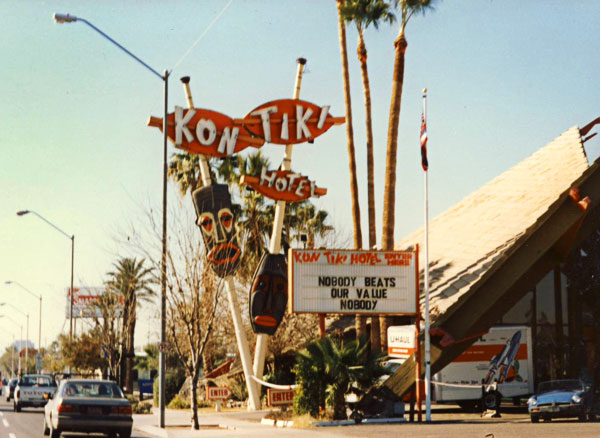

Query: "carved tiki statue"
<box><xmin>192</xmin><ymin>184</ymin><xmax>241</xmax><ymax>277</ymax></box>
<box><xmin>249</xmin><ymin>253</ymin><xmax>288</xmax><ymax>335</ymax></box>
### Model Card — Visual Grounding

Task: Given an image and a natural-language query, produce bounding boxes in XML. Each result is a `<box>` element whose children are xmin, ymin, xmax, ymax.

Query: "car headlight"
<box><xmin>572</xmin><ymin>394</ymin><xmax>582</xmax><ymax>404</ymax></box>
<box><xmin>527</xmin><ymin>396</ymin><xmax>537</xmax><ymax>406</ymax></box>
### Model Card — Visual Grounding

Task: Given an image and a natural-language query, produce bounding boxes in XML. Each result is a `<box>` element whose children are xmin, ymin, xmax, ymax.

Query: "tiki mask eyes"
<box><xmin>219</xmin><ymin>208</ymin><xmax>234</xmax><ymax>233</ymax></box>
<box><xmin>249</xmin><ymin>253</ymin><xmax>288</xmax><ymax>335</ymax></box>
<box><xmin>192</xmin><ymin>184</ymin><xmax>241</xmax><ymax>278</ymax></box>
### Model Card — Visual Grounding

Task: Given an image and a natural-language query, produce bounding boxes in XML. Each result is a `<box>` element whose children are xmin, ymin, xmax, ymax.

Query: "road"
<box><xmin>0</xmin><ymin>398</ymin><xmax>153</xmax><ymax>438</ymax></box>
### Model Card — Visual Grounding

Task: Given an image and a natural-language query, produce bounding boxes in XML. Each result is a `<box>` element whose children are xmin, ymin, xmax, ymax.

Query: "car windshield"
<box><xmin>538</xmin><ymin>379</ymin><xmax>583</xmax><ymax>393</ymax></box>
<box><xmin>62</xmin><ymin>382</ymin><xmax>124</xmax><ymax>398</ymax></box>
<box><xmin>22</xmin><ymin>376</ymin><xmax>53</xmax><ymax>387</ymax></box>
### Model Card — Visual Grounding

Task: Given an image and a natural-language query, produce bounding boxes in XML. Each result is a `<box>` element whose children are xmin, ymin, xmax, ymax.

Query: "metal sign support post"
<box><xmin>180</xmin><ymin>78</ymin><xmax>261</xmax><ymax>411</ymax></box>
<box><xmin>423</xmin><ymin>91</ymin><xmax>432</xmax><ymax>422</ymax></box>
<box><xmin>414</xmin><ymin>244</ymin><xmax>422</xmax><ymax>422</ymax></box>
<box><xmin>252</xmin><ymin>58</ymin><xmax>307</xmax><ymax>384</ymax></box>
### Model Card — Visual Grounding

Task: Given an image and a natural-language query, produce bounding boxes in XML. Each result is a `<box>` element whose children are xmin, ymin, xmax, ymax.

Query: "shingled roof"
<box><xmin>395</xmin><ymin>125</ymin><xmax>589</xmax><ymax>323</ymax></box>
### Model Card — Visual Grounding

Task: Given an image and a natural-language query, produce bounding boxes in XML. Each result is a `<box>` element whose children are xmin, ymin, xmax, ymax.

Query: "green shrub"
<box><xmin>167</xmin><ymin>393</ymin><xmax>190</xmax><ymax>409</ymax></box>
<box><xmin>153</xmin><ymin>373</ymin><xmax>186</xmax><ymax>406</ymax></box>
<box><xmin>134</xmin><ymin>401</ymin><xmax>153</xmax><ymax>414</ymax></box>
<box><xmin>292</xmin><ymin>336</ymin><xmax>386</xmax><ymax>420</ymax></box>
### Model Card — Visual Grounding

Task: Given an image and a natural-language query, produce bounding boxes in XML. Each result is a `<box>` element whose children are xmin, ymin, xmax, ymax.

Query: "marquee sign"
<box><xmin>289</xmin><ymin>249</ymin><xmax>418</xmax><ymax>315</ymax></box>
<box><xmin>240</xmin><ymin>168</ymin><xmax>326</xmax><ymax>202</ymax></box>
<box><xmin>147</xmin><ymin>99</ymin><xmax>344</xmax><ymax>157</ymax></box>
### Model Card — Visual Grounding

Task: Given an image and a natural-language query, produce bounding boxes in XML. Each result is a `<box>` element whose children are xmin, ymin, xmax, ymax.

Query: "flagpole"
<box><xmin>422</xmin><ymin>88</ymin><xmax>432</xmax><ymax>422</ymax></box>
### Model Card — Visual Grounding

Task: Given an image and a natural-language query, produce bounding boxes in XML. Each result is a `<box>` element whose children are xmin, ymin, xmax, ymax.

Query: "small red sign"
<box><xmin>206</xmin><ymin>386</ymin><xmax>232</xmax><ymax>401</ymax></box>
<box><xmin>267</xmin><ymin>388</ymin><xmax>295</xmax><ymax>407</ymax></box>
<box><xmin>240</xmin><ymin>169</ymin><xmax>326</xmax><ymax>202</ymax></box>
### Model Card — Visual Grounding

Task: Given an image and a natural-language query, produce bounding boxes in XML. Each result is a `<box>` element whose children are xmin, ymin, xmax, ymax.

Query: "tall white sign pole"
<box><xmin>423</xmin><ymin>89</ymin><xmax>432</xmax><ymax>422</ymax></box>
<box><xmin>253</xmin><ymin>58</ymin><xmax>307</xmax><ymax>383</ymax></box>
<box><xmin>180</xmin><ymin>78</ymin><xmax>261</xmax><ymax>411</ymax></box>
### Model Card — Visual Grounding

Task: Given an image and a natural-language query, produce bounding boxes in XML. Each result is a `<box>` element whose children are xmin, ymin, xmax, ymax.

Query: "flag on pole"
<box><xmin>420</xmin><ymin>112</ymin><xmax>428</xmax><ymax>171</ymax></box>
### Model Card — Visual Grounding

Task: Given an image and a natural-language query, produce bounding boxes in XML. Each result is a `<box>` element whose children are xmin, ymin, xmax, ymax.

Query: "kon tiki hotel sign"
<box><xmin>148</xmin><ymin>98</ymin><xmax>344</xmax><ymax>158</ymax></box>
<box><xmin>289</xmin><ymin>249</ymin><xmax>418</xmax><ymax>315</ymax></box>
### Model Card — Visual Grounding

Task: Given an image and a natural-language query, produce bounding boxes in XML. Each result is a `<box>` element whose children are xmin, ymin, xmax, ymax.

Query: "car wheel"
<box><xmin>543</xmin><ymin>417</ymin><xmax>552</xmax><ymax>422</ymax></box>
<box><xmin>588</xmin><ymin>413</ymin><xmax>597</xmax><ymax>421</ymax></box>
<box><xmin>482</xmin><ymin>390</ymin><xmax>501</xmax><ymax>410</ymax></box>
<box><xmin>579</xmin><ymin>414</ymin><xmax>586</xmax><ymax>421</ymax></box>
<box><xmin>107</xmin><ymin>433</ymin><xmax>117</xmax><ymax>438</ymax></box>
<box><xmin>530</xmin><ymin>415</ymin><xmax>539</xmax><ymax>423</ymax></box>
<box><xmin>119</xmin><ymin>428</ymin><xmax>132</xmax><ymax>438</ymax></box>
<box><xmin>43</xmin><ymin>416</ymin><xmax>50</xmax><ymax>436</ymax></box>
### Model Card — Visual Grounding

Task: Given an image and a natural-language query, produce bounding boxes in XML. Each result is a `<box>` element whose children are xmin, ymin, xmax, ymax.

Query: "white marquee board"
<box><xmin>289</xmin><ymin>249</ymin><xmax>418</xmax><ymax>315</ymax></box>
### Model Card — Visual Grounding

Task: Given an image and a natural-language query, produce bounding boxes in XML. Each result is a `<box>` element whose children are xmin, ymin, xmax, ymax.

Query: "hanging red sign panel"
<box><xmin>239</xmin><ymin>99</ymin><xmax>344</xmax><ymax>145</ymax></box>
<box><xmin>240</xmin><ymin>169</ymin><xmax>327</xmax><ymax>202</ymax></box>
<box><xmin>147</xmin><ymin>108</ymin><xmax>265</xmax><ymax>158</ymax></box>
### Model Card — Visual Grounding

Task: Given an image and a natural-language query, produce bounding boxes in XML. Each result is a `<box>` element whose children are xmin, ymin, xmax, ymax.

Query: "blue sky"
<box><xmin>1</xmin><ymin>0</ymin><xmax>599</xmax><ymax>353</ymax></box>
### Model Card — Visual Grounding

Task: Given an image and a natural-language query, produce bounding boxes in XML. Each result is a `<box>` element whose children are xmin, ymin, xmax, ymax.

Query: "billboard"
<box><xmin>66</xmin><ymin>287</ymin><xmax>122</xmax><ymax>319</ymax></box>
<box><xmin>289</xmin><ymin>249</ymin><xmax>418</xmax><ymax>315</ymax></box>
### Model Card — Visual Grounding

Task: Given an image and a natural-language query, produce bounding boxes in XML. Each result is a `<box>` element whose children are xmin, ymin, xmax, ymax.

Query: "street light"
<box><xmin>0</xmin><ymin>313</ymin><xmax>27</xmax><ymax>374</ymax></box>
<box><xmin>4</xmin><ymin>281</ymin><xmax>43</xmax><ymax>352</ymax></box>
<box><xmin>53</xmin><ymin>13</ymin><xmax>170</xmax><ymax>428</ymax></box>
<box><xmin>16</xmin><ymin>210</ymin><xmax>74</xmax><ymax>341</ymax></box>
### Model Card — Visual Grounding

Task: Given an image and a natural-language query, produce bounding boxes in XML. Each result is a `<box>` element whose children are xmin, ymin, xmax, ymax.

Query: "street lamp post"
<box><xmin>53</xmin><ymin>13</ymin><xmax>170</xmax><ymax>428</ymax></box>
<box><xmin>5</xmin><ymin>281</ymin><xmax>42</xmax><ymax>354</ymax></box>
<box><xmin>16</xmin><ymin>210</ymin><xmax>74</xmax><ymax>341</ymax></box>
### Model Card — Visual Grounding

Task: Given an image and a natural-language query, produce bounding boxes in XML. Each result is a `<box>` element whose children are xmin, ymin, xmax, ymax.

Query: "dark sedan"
<box><xmin>43</xmin><ymin>379</ymin><xmax>132</xmax><ymax>438</ymax></box>
<box><xmin>528</xmin><ymin>379</ymin><xmax>595</xmax><ymax>422</ymax></box>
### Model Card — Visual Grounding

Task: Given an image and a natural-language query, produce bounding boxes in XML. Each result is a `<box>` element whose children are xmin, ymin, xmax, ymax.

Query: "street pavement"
<box><xmin>0</xmin><ymin>397</ymin><xmax>154</xmax><ymax>438</ymax></box>
<box><xmin>0</xmin><ymin>396</ymin><xmax>597</xmax><ymax>438</ymax></box>
<box><xmin>134</xmin><ymin>405</ymin><xmax>600</xmax><ymax>438</ymax></box>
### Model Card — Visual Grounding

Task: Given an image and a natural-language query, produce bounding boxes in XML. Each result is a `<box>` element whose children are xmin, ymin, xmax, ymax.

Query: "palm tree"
<box><xmin>380</xmin><ymin>0</ymin><xmax>436</xmax><ymax>349</ymax></box>
<box><xmin>106</xmin><ymin>257</ymin><xmax>155</xmax><ymax>393</ymax></box>
<box><xmin>341</xmin><ymin>0</ymin><xmax>395</xmax><ymax>352</ymax></box>
<box><xmin>168</xmin><ymin>152</ymin><xmax>204</xmax><ymax>196</ymax></box>
<box><xmin>293</xmin><ymin>336</ymin><xmax>386</xmax><ymax>419</ymax></box>
<box><xmin>336</xmin><ymin>0</ymin><xmax>366</xmax><ymax>341</ymax></box>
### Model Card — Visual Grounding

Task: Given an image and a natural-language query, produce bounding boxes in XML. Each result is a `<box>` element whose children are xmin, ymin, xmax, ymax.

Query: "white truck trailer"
<box><xmin>387</xmin><ymin>325</ymin><xmax>534</xmax><ymax>409</ymax></box>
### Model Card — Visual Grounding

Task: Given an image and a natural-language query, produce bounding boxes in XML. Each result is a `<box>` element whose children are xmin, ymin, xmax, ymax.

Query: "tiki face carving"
<box><xmin>249</xmin><ymin>253</ymin><xmax>288</xmax><ymax>335</ymax></box>
<box><xmin>192</xmin><ymin>184</ymin><xmax>241</xmax><ymax>277</ymax></box>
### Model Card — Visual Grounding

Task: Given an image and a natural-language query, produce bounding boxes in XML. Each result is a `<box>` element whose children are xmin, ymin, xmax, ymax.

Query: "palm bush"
<box><xmin>292</xmin><ymin>336</ymin><xmax>386</xmax><ymax>419</ymax></box>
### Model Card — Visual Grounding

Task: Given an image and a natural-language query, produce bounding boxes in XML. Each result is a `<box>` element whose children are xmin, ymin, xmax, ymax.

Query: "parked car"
<box><xmin>43</xmin><ymin>379</ymin><xmax>132</xmax><ymax>438</ymax></box>
<box><xmin>14</xmin><ymin>374</ymin><xmax>56</xmax><ymax>411</ymax></box>
<box><xmin>528</xmin><ymin>379</ymin><xmax>595</xmax><ymax>422</ymax></box>
<box><xmin>5</xmin><ymin>378</ymin><xmax>18</xmax><ymax>401</ymax></box>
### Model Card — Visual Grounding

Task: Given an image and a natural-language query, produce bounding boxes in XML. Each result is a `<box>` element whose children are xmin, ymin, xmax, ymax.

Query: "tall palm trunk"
<box><xmin>380</xmin><ymin>31</ymin><xmax>408</xmax><ymax>351</ymax></box>
<box><xmin>357</xmin><ymin>30</ymin><xmax>380</xmax><ymax>351</ymax></box>
<box><xmin>125</xmin><ymin>296</ymin><xmax>136</xmax><ymax>394</ymax></box>
<box><xmin>336</xmin><ymin>0</ymin><xmax>366</xmax><ymax>340</ymax></box>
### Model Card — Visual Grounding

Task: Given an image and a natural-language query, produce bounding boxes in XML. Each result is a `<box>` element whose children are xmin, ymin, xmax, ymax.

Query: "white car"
<box><xmin>43</xmin><ymin>379</ymin><xmax>132</xmax><ymax>438</ymax></box>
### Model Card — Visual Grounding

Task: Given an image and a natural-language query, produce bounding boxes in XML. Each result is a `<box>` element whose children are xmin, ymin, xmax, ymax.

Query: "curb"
<box><xmin>261</xmin><ymin>418</ymin><xmax>294</xmax><ymax>427</ymax></box>
<box><xmin>136</xmin><ymin>425</ymin><xmax>168</xmax><ymax>438</ymax></box>
<box><xmin>314</xmin><ymin>417</ymin><xmax>406</xmax><ymax>427</ymax></box>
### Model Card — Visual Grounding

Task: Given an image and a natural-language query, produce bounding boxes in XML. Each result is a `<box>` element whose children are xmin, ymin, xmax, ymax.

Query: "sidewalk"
<box><xmin>134</xmin><ymin>408</ymin><xmax>336</xmax><ymax>438</ymax></box>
